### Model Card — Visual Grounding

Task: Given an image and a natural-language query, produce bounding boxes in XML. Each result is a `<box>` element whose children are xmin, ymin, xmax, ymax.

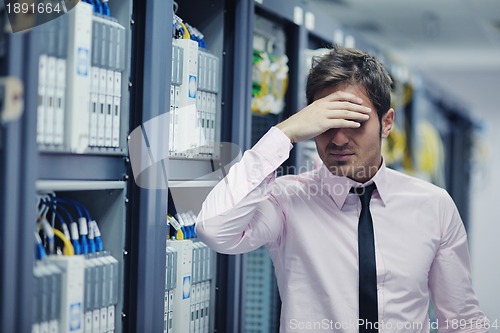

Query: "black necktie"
<box><xmin>353</xmin><ymin>183</ymin><xmax>378</xmax><ymax>333</ymax></box>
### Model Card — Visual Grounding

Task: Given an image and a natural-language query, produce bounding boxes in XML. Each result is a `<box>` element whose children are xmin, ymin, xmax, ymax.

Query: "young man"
<box><xmin>195</xmin><ymin>45</ymin><xmax>488</xmax><ymax>332</ymax></box>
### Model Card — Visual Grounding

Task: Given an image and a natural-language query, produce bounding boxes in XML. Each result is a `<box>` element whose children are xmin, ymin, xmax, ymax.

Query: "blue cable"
<box><xmin>39</xmin><ymin>203</ymin><xmax>70</xmax><ymax>256</ymax></box>
<box><xmin>93</xmin><ymin>221</ymin><xmax>104</xmax><ymax>251</ymax></box>
<box><xmin>35</xmin><ymin>232</ymin><xmax>47</xmax><ymax>260</ymax></box>
<box><xmin>35</xmin><ymin>243</ymin><xmax>47</xmax><ymax>260</ymax></box>
<box><xmin>50</xmin><ymin>198</ymin><xmax>83</xmax><ymax>218</ymax></box>
<box><xmin>49</xmin><ymin>198</ymin><xmax>103</xmax><ymax>252</ymax></box>
<box><xmin>64</xmin><ymin>199</ymin><xmax>92</xmax><ymax>254</ymax></box>
<box><xmin>51</xmin><ymin>198</ymin><xmax>93</xmax><ymax>224</ymax></box>
<box><xmin>82</xmin><ymin>0</ymin><xmax>94</xmax><ymax>9</ymax></box>
<box><xmin>101</xmin><ymin>0</ymin><xmax>110</xmax><ymax>16</ymax></box>
<box><xmin>93</xmin><ymin>0</ymin><xmax>103</xmax><ymax>14</ymax></box>
<box><xmin>66</xmin><ymin>198</ymin><xmax>101</xmax><ymax>252</ymax></box>
<box><xmin>43</xmin><ymin>201</ymin><xmax>72</xmax><ymax>228</ymax></box>
<box><xmin>88</xmin><ymin>229</ymin><xmax>96</xmax><ymax>254</ymax></box>
<box><xmin>84</xmin><ymin>0</ymin><xmax>100</xmax><ymax>14</ymax></box>
<box><xmin>46</xmin><ymin>199</ymin><xmax>82</xmax><ymax>254</ymax></box>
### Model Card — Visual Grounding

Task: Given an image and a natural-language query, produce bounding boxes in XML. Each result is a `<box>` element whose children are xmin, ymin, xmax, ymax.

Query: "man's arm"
<box><xmin>195</xmin><ymin>127</ymin><xmax>291</xmax><ymax>254</ymax></box>
<box><xmin>428</xmin><ymin>192</ymin><xmax>489</xmax><ymax>333</ymax></box>
<box><xmin>196</xmin><ymin>90</ymin><xmax>371</xmax><ymax>254</ymax></box>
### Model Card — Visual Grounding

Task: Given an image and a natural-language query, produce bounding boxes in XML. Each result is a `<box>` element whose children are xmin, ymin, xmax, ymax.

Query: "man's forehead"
<box><xmin>313</xmin><ymin>84</ymin><xmax>369</xmax><ymax>101</ymax></box>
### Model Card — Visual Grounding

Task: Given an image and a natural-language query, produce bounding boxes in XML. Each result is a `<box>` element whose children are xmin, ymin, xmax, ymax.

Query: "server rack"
<box><xmin>0</xmin><ymin>12</ymin><xmax>38</xmax><ymax>333</ymax></box>
<box><xmin>0</xmin><ymin>1</ymin><xmax>478</xmax><ymax>333</ymax></box>
<box><xmin>168</xmin><ymin>1</ymin><xmax>245</xmax><ymax>332</ymax></box>
<box><xmin>0</xmin><ymin>1</ymin><xmax>169</xmax><ymax>332</ymax></box>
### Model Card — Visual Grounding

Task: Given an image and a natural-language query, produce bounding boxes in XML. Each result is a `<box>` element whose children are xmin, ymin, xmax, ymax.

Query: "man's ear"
<box><xmin>381</xmin><ymin>108</ymin><xmax>395</xmax><ymax>138</ymax></box>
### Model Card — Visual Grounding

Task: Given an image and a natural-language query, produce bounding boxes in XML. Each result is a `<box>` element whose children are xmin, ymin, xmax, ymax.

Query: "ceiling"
<box><xmin>306</xmin><ymin>0</ymin><xmax>500</xmax><ymax>71</ymax></box>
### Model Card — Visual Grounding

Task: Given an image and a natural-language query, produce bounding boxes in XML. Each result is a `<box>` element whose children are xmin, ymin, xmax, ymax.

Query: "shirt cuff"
<box><xmin>252</xmin><ymin>126</ymin><xmax>293</xmax><ymax>168</ymax></box>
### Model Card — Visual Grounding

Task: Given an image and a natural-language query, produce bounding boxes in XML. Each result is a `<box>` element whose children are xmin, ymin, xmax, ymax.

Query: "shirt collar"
<box><xmin>318</xmin><ymin>160</ymin><xmax>389</xmax><ymax>209</ymax></box>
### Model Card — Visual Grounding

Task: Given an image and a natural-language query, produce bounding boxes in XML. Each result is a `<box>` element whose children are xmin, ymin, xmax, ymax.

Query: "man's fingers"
<box><xmin>325</xmin><ymin>101</ymin><xmax>372</xmax><ymax>114</ymax></box>
<box><xmin>325</xmin><ymin>109</ymin><xmax>371</xmax><ymax>121</ymax></box>
<box><xmin>327</xmin><ymin>119</ymin><xmax>362</xmax><ymax>129</ymax></box>
<box><xmin>322</xmin><ymin>91</ymin><xmax>364</xmax><ymax>104</ymax></box>
<box><xmin>314</xmin><ymin>99</ymin><xmax>372</xmax><ymax>115</ymax></box>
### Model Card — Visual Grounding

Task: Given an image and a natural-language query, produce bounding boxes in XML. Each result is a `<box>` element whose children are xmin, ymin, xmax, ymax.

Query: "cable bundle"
<box><xmin>172</xmin><ymin>14</ymin><xmax>207</xmax><ymax>48</ymax></box>
<box><xmin>36</xmin><ymin>194</ymin><xmax>104</xmax><ymax>259</ymax></box>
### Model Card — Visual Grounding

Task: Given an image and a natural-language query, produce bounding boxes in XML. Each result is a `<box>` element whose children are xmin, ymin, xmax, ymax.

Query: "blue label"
<box><xmin>182</xmin><ymin>275</ymin><xmax>191</xmax><ymax>299</ymax></box>
<box><xmin>77</xmin><ymin>48</ymin><xmax>89</xmax><ymax>77</ymax></box>
<box><xmin>188</xmin><ymin>75</ymin><xmax>197</xmax><ymax>98</ymax></box>
<box><xmin>69</xmin><ymin>302</ymin><xmax>82</xmax><ymax>331</ymax></box>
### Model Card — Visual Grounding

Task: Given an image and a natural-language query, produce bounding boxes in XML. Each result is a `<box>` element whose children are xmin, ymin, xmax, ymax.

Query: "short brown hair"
<box><xmin>306</xmin><ymin>45</ymin><xmax>392</xmax><ymax>122</ymax></box>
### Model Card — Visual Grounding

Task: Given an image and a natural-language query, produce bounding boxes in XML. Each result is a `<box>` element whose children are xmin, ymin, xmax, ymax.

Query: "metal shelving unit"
<box><xmin>0</xmin><ymin>19</ymin><xmax>39</xmax><ymax>333</ymax></box>
<box><xmin>0</xmin><ymin>1</ymin><xmax>169</xmax><ymax>332</ymax></box>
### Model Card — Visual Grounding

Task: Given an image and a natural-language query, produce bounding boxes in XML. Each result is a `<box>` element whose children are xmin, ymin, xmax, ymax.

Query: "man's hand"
<box><xmin>276</xmin><ymin>91</ymin><xmax>372</xmax><ymax>143</ymax></box>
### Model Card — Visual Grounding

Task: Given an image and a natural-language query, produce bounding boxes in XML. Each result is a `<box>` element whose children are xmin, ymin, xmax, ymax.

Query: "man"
<box><xmin>195</xmin><ymin>45</ymin><xmax>488</xmax><ymax>332</ymax></box>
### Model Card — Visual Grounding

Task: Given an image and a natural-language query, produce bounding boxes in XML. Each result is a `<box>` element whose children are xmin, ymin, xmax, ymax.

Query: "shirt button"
<box><xmin>277</xmin><ymin>151</ymin><xmax>283</xmax><ymax>158</ymax></box>
<box><xmin>251</xmin><ymin>179</ymin><xmax>258</xmax><ymax>185</ymax></box>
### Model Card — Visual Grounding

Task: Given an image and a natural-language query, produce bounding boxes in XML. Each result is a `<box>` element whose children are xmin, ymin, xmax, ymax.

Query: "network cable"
<box><xmin>168</xmin><ymin>188</ymin><xmax>187</xmax><ymax>240</ymax></box>
<box><xmin>40</xmin><ymin>201</ymin><xmax>72</xmax><ymax>255</ymax></box>
<box><xmin>57</xmin><ymin>197</ymin><xmax>98</xmax><ymax>253</ymax></box>
<box><xmin>42</xmin><ymin>199</ymin><xmax>82</xmax><ymax>255</ymax></box>
<box><xmin>101</xmin><ymin>0</ymin><xmax>110</xmax><ymax>16</ymax></box>
<box><xmin>34</xmin><ymin>232</ymin><xmax>46</xmax><ymax>260</ymax></box>
<box><xmin>37</xmin><ymin>216</ymin><xmax>55</xmax><ymax>255</ymax></box>
<box><xmin>93</xmin><ymin>0</ymin><xmax>103</xmax><ymax>14</ymax></box>
<box><xmin>42</xmin><ymin>200</ymin><xmax>72</xmax><ymax>243</ymax></box>
<box><xmin>52</xmin><ymin>228</ymin><xmax>74</xmax><ymax>256</ymax></box>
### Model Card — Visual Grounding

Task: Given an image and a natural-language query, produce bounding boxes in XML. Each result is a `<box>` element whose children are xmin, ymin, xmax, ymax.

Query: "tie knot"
<box><xmin>351</xmin><ymin>183</ymin><xmax>377</xmax><ymax>206</ymax></box>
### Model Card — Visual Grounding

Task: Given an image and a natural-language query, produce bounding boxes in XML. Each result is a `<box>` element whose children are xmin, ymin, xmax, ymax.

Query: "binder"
<box><xmin>89</xmin><ymin>67</ymin><xmax>100</xmax><ymax>147</ymax></box>
<box><xmin>54</xmin><ymin>59</ymin><xmax>66</xmax><ymax>145</ymax></box>
<box><xmin>190</xmin><ymin>287</ymin><xmax>196</xmax><ymax>333</ymax></box>
<box><xmin>201</xmin><ymin>92</ymin><xmax>208</xmax><ymax>154</ymax></box>
<box><xmin>48</xmin><ymin>264</ymin><xmax>62</xmax><ymax>333</ymax></box>
<box><xmin>113</xmin><ymin>21</ymin><xmax>126</xmax><ymax>72</ymax></box>
<box><xmin>210</xmin><ymin>93</ymin><xmax>216</xmax><ymax>155</ymax></box>
<box><xmin>84</xmin><ymin>257</ymin><xmax>96</xmax><ymax>333</ymax></box>
<box><xmin>112</xmin><ymin>71</ymin><xmax>121</xmax><ymax>148</ymax></box>
<box><xmin>97</xmin><ymin>68</ymin><xmax>107</xmax><ymax>147</ymax></box>
<box><xmin>37</xmin><ymin>55</ymin><xmax>48</xmax><ymax>144</ymax></box>
<box><xmin>65</xmin><ymin>2</ymin><xmax>93</xmax><ymax>153</ymax></box>
<box><xmin>105</xmin><ymin>70</ymin><xmax>114</xmax><ymax>147</ymax></box>
<box><xmin>164</xmin><ymin>291</ymin><xmax>169</xmax><ymax>333</ymax></box>
<box><xmin>107</xmin><ymin>20</ymin><xmax>116</xmax><ymax>70</ymax></box>
<box><xmin>107</xmin><ymin>254</ymin><xmax>119</xmax><ymax>332</ymax></box>
<box><xmin>112</xmin><ymin>96</ymin><xmax>121</xmax><ymax>148</ymax></box>
<box><xmin>173</xmin><ymin>86</ymin><xmax>181</xmax><ymax>154</ymax></box>
<box><xmin>169</xmin><ymin>85</ymin><xmax>176</xmax><ymax>152</ymax></box>
<box><xmin>45</xmin><ymin>56</ymin><xmax>57</xmax><ymax>145</ymax></box>
<box><xmin>97</xmin><ymin>256</ymin><xmax>109</xmax><ymax>333</ymax></box>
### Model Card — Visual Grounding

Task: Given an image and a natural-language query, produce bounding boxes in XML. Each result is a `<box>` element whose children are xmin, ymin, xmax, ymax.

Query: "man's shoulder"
<box><xmin>275</xmin><ymin>168</ymin><xmax>320</xmax><ymax>189</ymax></box>
<box><xmin>386</xmin><ymin>167</ymin><xmax>449</xmax><ymax>198</ymax></box>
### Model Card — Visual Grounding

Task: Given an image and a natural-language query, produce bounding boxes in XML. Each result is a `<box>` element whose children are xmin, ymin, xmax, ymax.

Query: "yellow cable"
<box><xmin>416</xmin><ymin>121</ymin><xmax>445</xmax><ymax>178</ymax></box>
<box><xmin>176</xmin><ymin>228</ymin><xmax>184</xmax><ymax>240</ymax></box>
<box><xmin>178</xmin><ymin>21</ymin><xmax>191</xmax><ymax>40</ymax></box>
<box><xmin>53</xmin><ymin>228</ymin><xmax>75</xmax><ymax>256</ymax></box>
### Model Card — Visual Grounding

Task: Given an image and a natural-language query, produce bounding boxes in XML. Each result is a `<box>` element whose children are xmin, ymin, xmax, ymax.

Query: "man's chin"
<box><xmin>326</xmin><ymin>164</ymin><xmax>352</xmax><ymax>177</ymax></box>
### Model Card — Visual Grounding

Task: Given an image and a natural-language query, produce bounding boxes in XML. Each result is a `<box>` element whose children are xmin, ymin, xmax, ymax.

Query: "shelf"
<box><xmin>38</xmin><ymin>153</ymin><xmax>127</xmax><ymax>181</ymax></box>
<box><xmin>169</xmin><ymin>180</ymin><xmax>220</xmax><ymax>188</ymax></box>
<box><xmin>36</xmin><ymin>180</ymin><xmax>126</xmax><ymax>191</ymax></box>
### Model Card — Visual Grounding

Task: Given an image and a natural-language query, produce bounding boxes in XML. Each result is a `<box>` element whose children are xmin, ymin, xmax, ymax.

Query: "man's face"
<box><xmin>314</xmin><ymin>84</ymin><xmax>394</xmax><ymax>182</ymax></box>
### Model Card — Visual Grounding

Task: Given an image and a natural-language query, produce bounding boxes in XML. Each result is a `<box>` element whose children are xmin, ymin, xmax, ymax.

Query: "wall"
<box><xmin>423</xmin><ymin>69</ymin><xmax>500</xmax><ymax>324</ymax></box>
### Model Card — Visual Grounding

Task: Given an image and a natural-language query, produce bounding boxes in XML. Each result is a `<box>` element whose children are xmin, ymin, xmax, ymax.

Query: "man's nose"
<box><xmin>331</xmin><ymin>128</ymin><xmax>350</xmax><ymax>146</ymax></box>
